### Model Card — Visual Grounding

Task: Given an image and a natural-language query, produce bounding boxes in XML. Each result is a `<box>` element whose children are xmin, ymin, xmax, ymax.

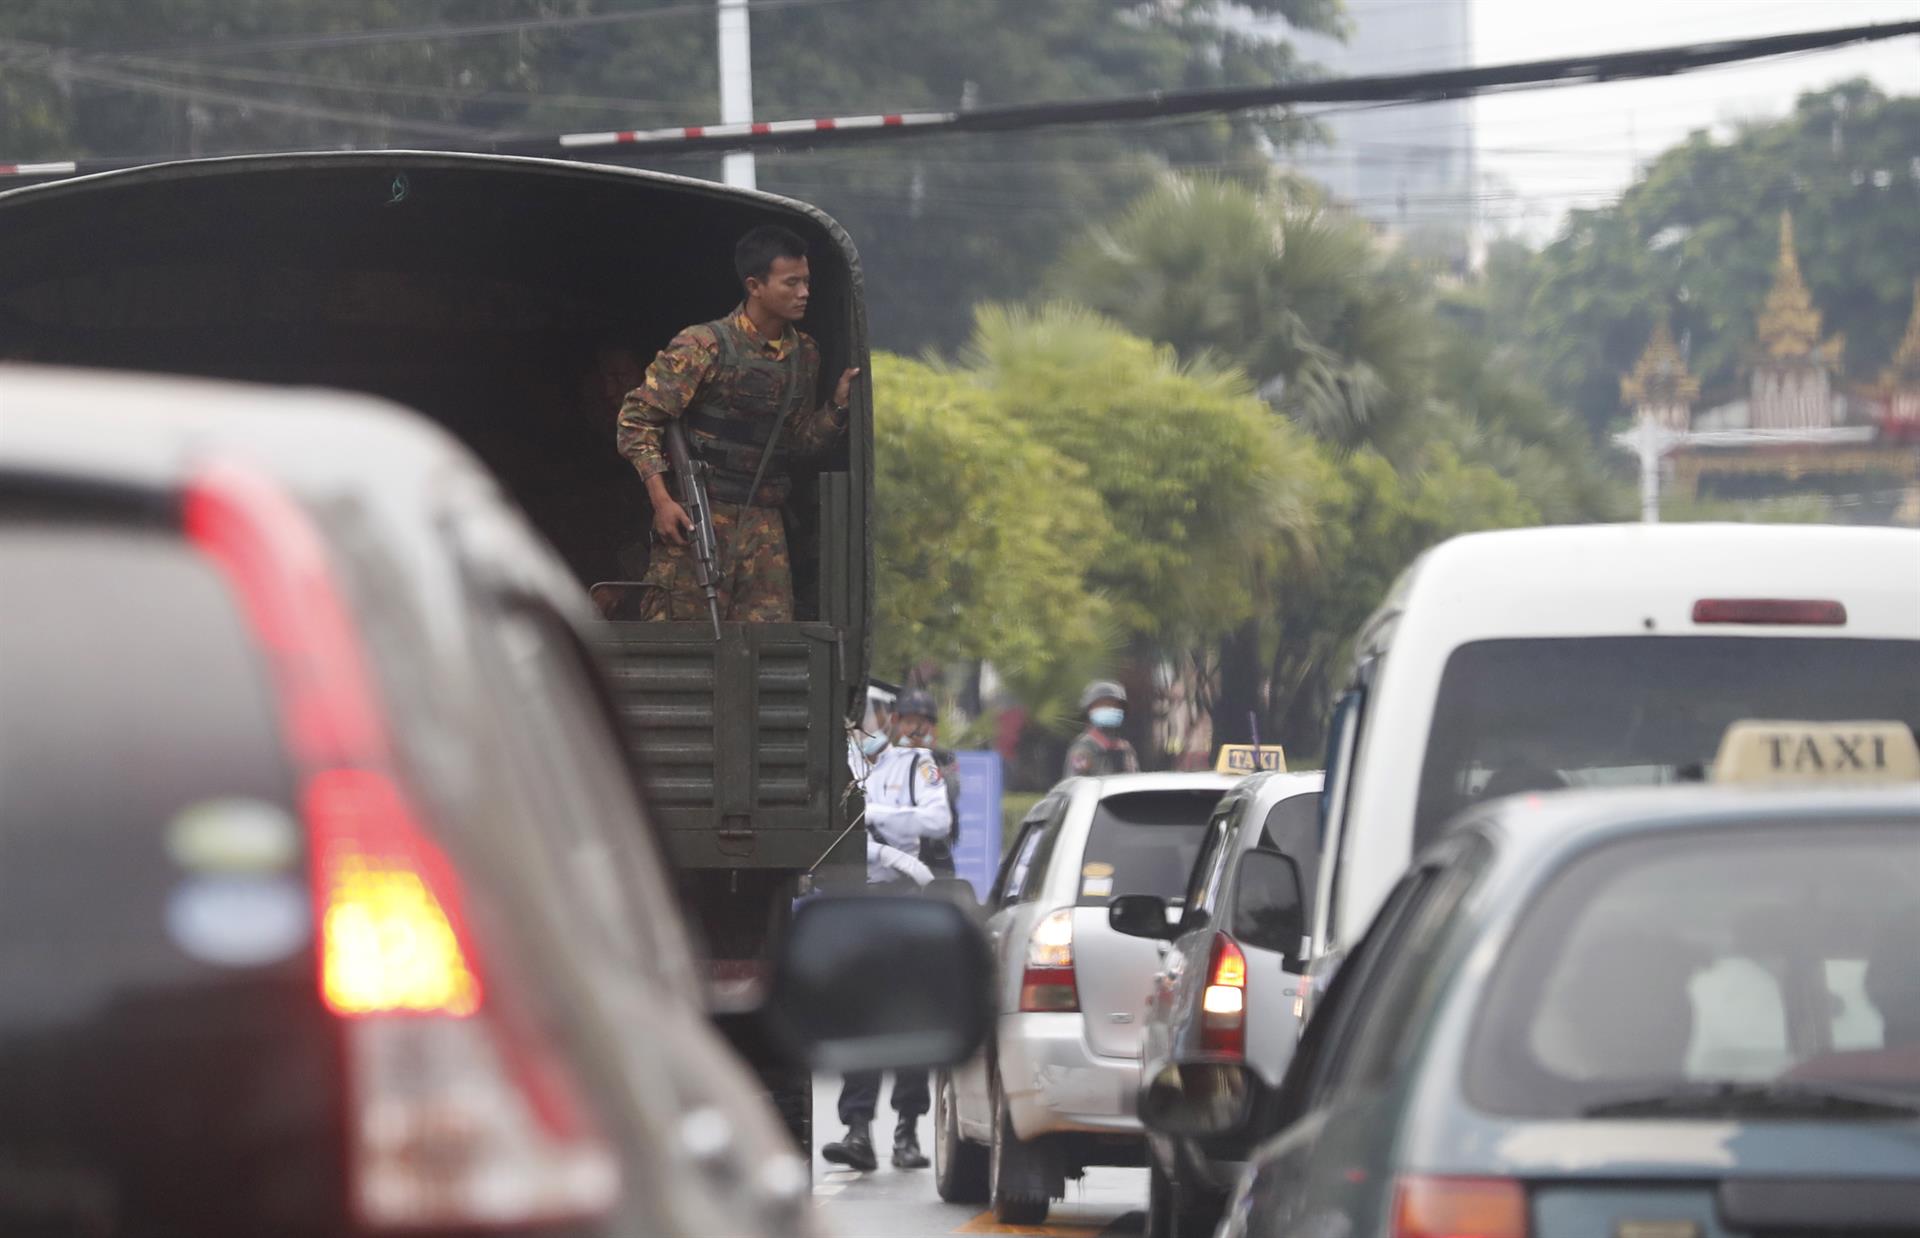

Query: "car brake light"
<box><xmin>184</xmin><ymin>462</ymin><xmax>619</xmax><ymax>1229</ymax></box>
<box><xmin>1200</xmin><ymin>934</ymin><xmax>1246</xmax><ymax>1058</ymax></box>
<box><xmin>1020</xmin><ymin>908</ymin><xmax>1079</xmax><ymax>1012</ymax></box>
<box><xmin>1692</xmin><ymin>598</ymin><xmax>1847</xmax><ymax>626</ymax></box>
<box><xmin>1392</xmin><ymin>1176</ymin><xmax>1528</xmax><ymax>1238</ymax></box>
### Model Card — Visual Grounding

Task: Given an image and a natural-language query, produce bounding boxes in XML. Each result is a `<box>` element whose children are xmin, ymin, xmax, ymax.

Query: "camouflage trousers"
<box><xmin>636</xmin><ymin>503</ymin><xmax>794</xmax><ymax>623</ymax></box>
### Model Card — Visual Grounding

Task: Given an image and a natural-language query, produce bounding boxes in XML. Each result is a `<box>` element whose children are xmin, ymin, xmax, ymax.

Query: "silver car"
<box><xmin>1114</xmin><ymin>771</ymin><xmax>1322</xmax><ymax>1237</ymax></box>
<box><xmin>934</xmin><ymin>772</ymin><xmax>1237</xmax><ymax>1225</ymax></box>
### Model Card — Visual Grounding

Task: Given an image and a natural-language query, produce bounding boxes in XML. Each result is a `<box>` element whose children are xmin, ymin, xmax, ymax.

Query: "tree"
<box><xmin>870</xmin><ymin>352</ymin><xmax>1115</xmax><ymax>723</ymax></box>
<box><xmin>1266</xmin><ymin>444</ymin><xmax>1538</xmax><ymax>756</ymax></box>
<box><xmin>1050</xmin><ymin>174</ymin><xmax>1435</xmax><ymax>450</ymax></box>
<box><xmin>0</xmin><ymin>0</ymin><xmax>1347</xmax><ymax>353</ymax></box>
<box><xmin>963</xmin><ymin>301</ymin><xmax>1323</xmax><ymax>647</ymax></box>
<box><xmin>1494</xmin><ymin>81</ymin><xmax>1920</xmax><ymax>440</ymax></box>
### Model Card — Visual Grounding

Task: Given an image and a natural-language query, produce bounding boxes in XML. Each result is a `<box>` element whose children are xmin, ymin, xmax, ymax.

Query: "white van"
<box><xmin>1313</xmin><ymin>522</ymin><xmax>1920</xmax><ymax>966</ymax></box>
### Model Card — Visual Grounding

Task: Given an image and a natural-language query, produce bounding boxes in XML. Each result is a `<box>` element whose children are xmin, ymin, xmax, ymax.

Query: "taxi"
<box><xmin>1140</xmin><ymin>720</ymin><xmax>1920</xmax><ymax>1238</ymax></box>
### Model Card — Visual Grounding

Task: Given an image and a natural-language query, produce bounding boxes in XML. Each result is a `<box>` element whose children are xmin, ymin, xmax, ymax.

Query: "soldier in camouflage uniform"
<box><xmin>616</xmin><ymin>225</ymin><xmax>857</xmax><ymax>622</ymax></box>
<box><xmin>1064</xmin><ymin>679</ymin><xmax>1141</xmax><ymax>778</ymax></box>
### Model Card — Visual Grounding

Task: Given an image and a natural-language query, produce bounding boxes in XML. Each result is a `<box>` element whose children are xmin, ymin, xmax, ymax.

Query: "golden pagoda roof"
<box><xmin>1757</xmin><ymin>210</ymin><xmax>1843</xmax><ymax>367</ymax></box>
<box><xmin>1882</xmin><ymin>278</ymin><xmax>1920</xmax><ymax>391</ymax></box>
<box><xmin>1620</xmin><ymin>319</ymin><xmax>1700</xmax><ymax>406</ymax></box>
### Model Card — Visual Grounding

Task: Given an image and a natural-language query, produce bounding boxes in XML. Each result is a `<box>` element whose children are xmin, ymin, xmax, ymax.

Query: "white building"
<box><xmin>1262</xmin><ymin>0</ymin><xmax>1478</xmax><ymax>268</ymax></box>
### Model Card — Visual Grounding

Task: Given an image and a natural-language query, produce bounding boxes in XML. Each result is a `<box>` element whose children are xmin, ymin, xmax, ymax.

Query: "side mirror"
<box><xmin>1139</xmin><ymin>1059</ymin><xmax>1263</xmax><ymax>1138</ymax></box>
<box><xmin>1109</xmin><ymin>894</ymin><xmax>1175</xmax><ymax>940</ymax></box>
<box><xmin>765</xmin><ymin>894</ymin><xmax>992</xmax><ymax>1073</ymax></box>
<box><xmin>1231</xmin><ymin>849</ymin><xmax>1306</xmax><ymax>963</ymax></box>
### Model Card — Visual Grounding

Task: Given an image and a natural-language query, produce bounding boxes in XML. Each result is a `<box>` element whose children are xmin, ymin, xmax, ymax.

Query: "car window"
<box><xmin>994</xmin><ymin>797</ymin><xmax>1062</xmax><ymax>907</ymax></box>
<box><xmin>1415</xmin><ymin>637</ymin><xmax>1920</xmax><ymax>849</ymax></box>
<box><xmin>1337</xmin><ymin>841</ymin><xmax>1488</xmax><ymax>1090</ymax></box>
<box><xmin>1465</xmin><ymin>821</ymin><xmax>1920</xmax><ymax>1117</ymax></box>
<box><xmin>1075</xmin><ymin>789</ymin><xmax>1227</xmax><ymax>908</ymax></box>
<box><xmin>1318</xmin><ymin>661</ymin><xmax>1376</xmax><ymax>950</ymax></box>
<box><xmin>1181</xmin><ymin>807</ymin><xmax>1235</xmax><ymax>920</ymax></box>
<box><xmin>481</xmin><ymin>605</ymin><xmax>690</xmax><ymax>977</ymax></box>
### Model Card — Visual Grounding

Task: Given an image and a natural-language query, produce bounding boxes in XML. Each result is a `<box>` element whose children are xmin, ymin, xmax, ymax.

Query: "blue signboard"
<box><xmin>949</xmin><ymin>750</ymin><xmax>1004</xmax><ymax>902</ymax></box>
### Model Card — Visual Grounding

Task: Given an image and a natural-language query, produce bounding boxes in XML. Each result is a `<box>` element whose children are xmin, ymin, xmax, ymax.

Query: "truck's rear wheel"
<box><xmin>988</xmin><ymin>1079</ymin><xmax>1050</xmax><ymax>1225</ymax></box>
<box><xmin>934</xmin><ymin>1071</ymin><xmax>988</xmax><ymax>1203</ymax></box>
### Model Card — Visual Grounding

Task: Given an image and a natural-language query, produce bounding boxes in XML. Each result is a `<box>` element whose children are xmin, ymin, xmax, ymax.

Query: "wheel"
<box><xmin>934</xmin><ymin>1071</ymin><xmax>989</xmax><ymax>1203</ymax></box>
<box><xmin>988</xmin><ymin>1078</ymin><xmax>1050</xmax><ymax>1225</ymax></box>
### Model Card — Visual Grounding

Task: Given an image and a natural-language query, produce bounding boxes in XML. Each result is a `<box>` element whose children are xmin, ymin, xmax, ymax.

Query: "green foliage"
<box><xmin>964</xmin><ymin>302</ymin><xmax>1323</xmax><ymax>643</ymax></box>
<box><xmin>1050</xmin><ymin>175</ymin><xmax>1435</xmax><ymax>449</ymax></box>
<box><xmin>0</xmin><ymin>1</ymin><xmax>1345</xmax><ymax>352</ymax></box>
<box><xmin>871</xmin><ymin>352</ymin><xmax>1114</xmax><ymax>715</ymax></box>
<box><xmin>1267</xmin><ymin>442</ymin><xmax>1539</xmax><ymax>753</ymax></box>
<box><xmin>1493</xmin><ymin>81</ymin><xmax>1920</xmax><ymax>439</ymax></box>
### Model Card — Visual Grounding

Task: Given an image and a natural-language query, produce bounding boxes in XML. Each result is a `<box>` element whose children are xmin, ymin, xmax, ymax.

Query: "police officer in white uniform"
<box><xmin>823</xmin><ymin>689</ymin><xmax>954</xmax><ymax>1172</ymax></box>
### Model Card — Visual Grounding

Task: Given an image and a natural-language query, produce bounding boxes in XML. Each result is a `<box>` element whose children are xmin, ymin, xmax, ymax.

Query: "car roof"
<box><xmin>1079</xmin><ymin>771</ymin><xmax>1242</xmax><ymax>795</ymax></box>
<box><xmin>1453</xmin><ymin>785</ymin><xmax>1920</xmax><ymax>875</ymax></box>
<box><xmin>1364</xmin><ymin>523</ymin><xmax>1920</xmax><ymax>653</ymax></box>
<box><xmin>0</xmin><ymin>364</ymin><xmax>585</xmax><ymax>617</ymax></box>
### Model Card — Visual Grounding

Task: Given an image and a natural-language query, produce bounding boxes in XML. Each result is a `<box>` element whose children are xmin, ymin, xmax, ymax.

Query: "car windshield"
<box><xmin>1076</xmin><ymin>789</ymin><xmax>1228</xmax><ymax>907</ymax></box>
<box><xmin>1415</xmin><ymin>637</ymin><xmax>1920</xmax><ymax>847</ymax></box>
<box><xmin>1465</xmin><ymin>822</ymin><xmax>1920</xmax><ymax>1118</ymax></box>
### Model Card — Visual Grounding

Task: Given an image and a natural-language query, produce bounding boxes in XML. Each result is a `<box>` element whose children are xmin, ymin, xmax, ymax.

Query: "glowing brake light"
<box><xmin>1200</xmin><ymin>934</ymin><xmax>1247</xmax><ymax>1057</ymax></box>
<box><xmin>184</xmin><ymin>462</ymin><xmax>617</xmax><ymax>1229</ymax></box>
<box><xmin>1692</xmin><ymin>598</ymin><xmax>1847</xmax><ymax>626</ymax></box>
<box><xmin>1392</xmin><ymin>1176</ymin><xmax>1528</xmax><ymax>1238</ymax></box>
<box><xmin>1020</xmin><ymin>908</ymin><xmax>1079</xmax><ymax>1012</ymax></box>
<box><xmin>308</xmin><ymin>769</ymin><xmax>480</xmax><ymax>1018</ymax></box>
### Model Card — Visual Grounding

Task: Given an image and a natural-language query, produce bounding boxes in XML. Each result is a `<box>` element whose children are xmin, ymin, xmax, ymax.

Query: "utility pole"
<box><xmin>1614</xmin><ymin>415</ymin><xmax>1675</xmax><ymax>523</ymax></box>
<box><xmin>717</xmin><ymin>0</ymin><xmax>756</xmax><ymax>190</ymax></box>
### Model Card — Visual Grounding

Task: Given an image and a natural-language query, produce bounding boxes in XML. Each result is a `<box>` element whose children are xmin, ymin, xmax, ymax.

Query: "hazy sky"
<box><xmin>1457</xmin><ymin>0</ymin><xmax>1920</xmax><ymax>237</ymax></box>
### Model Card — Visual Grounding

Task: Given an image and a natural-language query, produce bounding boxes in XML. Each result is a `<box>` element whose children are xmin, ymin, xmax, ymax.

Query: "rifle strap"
<box><xmin>716</xmin><ymin>344</ymin><xmax>805</xmax><ymax>578</ymax></box>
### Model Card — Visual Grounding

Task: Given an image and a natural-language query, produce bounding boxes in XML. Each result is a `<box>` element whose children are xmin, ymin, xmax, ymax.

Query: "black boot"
<box><xmin>892</xmin><ymin>1115</ymin><xmax>929</xmax><ymax>1170</ymax></box>
<box><xmin>822</xmin><ymin>1121</ymin><xmax>878</xmax><ymax>1172</ymax></box>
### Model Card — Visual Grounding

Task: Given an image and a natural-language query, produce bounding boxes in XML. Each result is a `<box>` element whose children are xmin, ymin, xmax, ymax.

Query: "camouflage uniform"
<box><xmin>1064</xmin><ymin>728</ymin><xmax>1140</xmax><ymax>778</ymax></box>
<box><xmin>616</xmin><ymin>305</ymin><xmax>847</xmax><ymax>622</ymax></box>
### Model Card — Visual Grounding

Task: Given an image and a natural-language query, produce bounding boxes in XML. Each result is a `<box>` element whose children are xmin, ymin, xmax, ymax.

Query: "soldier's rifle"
<box><xmin>664</xmin><ymin>420</ymin><xmax>724</xmax><ymax>638</ymax></box>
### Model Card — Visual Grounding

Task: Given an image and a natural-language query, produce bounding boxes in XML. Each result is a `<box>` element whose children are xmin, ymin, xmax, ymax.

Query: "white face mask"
<box><xmin>1089</xmin><ymin>706</ymin><xmax>1125</xmax><ymax>729</ymax></box>
<box><xmin>859</xmin><ymin>732</ymin><xmax>889</xmax><ymax>758</ymax></box>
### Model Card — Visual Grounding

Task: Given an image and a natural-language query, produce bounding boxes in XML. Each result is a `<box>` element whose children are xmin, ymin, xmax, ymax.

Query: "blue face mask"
<box><xmin>859</xmin><ymin>732</ymin><xmax>889</xmax><ymax>758</ymax></box>
<box><xmin>1090</xmin><ymin>706</ymin><xmax>1125</xmax><ymax>730</ymax></box>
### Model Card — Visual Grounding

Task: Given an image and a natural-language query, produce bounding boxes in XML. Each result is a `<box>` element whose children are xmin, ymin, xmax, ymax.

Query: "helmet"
<box><xmin>895</xmin><ymin>688</ymin><xmax>938</xmax><ymax>720</ymax></box>
<box><xmin>1079</xmin><ymin>679</ymin><xmax>1128</xmax><ymax>712</ymax></box>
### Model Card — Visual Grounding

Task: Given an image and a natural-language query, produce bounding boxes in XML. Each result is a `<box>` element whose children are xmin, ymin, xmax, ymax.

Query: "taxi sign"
<box><xmin>1215</xmin><ymin>744</ymin><xmax>1287</xmax><ymax>775</ymax></box>
<box><xmin>1713</xmin><ymin>720</ymin><xmax>1920</xmax><ymax>786</ymax></box>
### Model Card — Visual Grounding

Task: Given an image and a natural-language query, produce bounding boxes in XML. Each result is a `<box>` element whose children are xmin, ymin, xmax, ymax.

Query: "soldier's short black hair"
<box><xmin>734</xmin><ymin>225</ymin><xmax>808</xmax><ymax>285</ymax></box>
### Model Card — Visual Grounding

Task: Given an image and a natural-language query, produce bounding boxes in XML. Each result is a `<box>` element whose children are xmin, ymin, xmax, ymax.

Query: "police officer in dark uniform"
<box><xmin>1063</xmin><ymin>679</ymin><xmax>1141</xmax><ymax>779</ymax></box>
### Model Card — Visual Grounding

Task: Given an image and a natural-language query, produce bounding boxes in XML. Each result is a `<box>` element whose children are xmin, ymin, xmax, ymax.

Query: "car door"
<box><xmin>955</xmin><ymin>794</ymin><xmax>1068</xmax><ymax>1134</ymax></box>
<box><xmin>1233</xmin><ymin>788</ymin><xmax>1322</xmax><ymax>1087</ymax></box>
<box><xmin>1151</xmin><ymin>801</ymin><xmax>1238</xmax><ymax>1068</ymax></box>
<box><xmin>1224</xmin><ymin>863</ymin><xmax>1442</xmax><ymax>1238</ymax></box>
<box><xmin>1236</xmin><ymin>844</ymin><xmax>1486</xmax><ymax>1238</ymax></box>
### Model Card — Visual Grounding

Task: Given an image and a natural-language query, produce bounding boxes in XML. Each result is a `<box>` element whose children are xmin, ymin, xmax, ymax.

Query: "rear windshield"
<box><xmin>1076</xmin><ymin>789</ymin><xmax>1228</xmax><ymax>906</ymax></box>
<box><xmin>1416</xmin><ymin>637</ymin><xmax>1920</xmax><ymax>847</ymax></box>
<box><xmin>1465</xmin><ymin>823</ymin><xmax>1920</xmax><ymax>1117</ymax></box>
<box><xmin>0</xmin><ymin>523</ymin><xmax>295</xmax><ymax>950</ymax></box>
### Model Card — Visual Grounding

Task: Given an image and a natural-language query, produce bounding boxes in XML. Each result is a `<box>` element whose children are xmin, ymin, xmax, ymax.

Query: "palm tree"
<box><xmin>1048</xmin><ymin>173</ymin><xmax>1436</xmax><ymax>451</ymax></box>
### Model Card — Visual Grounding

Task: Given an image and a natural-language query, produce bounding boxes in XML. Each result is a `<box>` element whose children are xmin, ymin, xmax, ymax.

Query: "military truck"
<box><xmin>0</xmin><ymin>152</ymin><xmax>873</xmax><ymax>1148</ymax></box>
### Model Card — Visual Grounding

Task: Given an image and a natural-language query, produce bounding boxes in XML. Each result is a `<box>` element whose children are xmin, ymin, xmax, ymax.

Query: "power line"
<box><xmin>4</xmin><ymin>18</ymin><xmax>1915</xmax><ymax>182</ymax></box>
<box><xmin>105</xmin><ymin>0</ymin><xmax>869</xmax><ymax>59</ymax></box>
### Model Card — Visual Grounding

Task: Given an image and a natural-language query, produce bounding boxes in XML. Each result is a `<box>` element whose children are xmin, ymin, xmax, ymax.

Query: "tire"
<box><xmin>988</xmin><ymin>1079</ymin><xmax>1050</xmax><ymax>1225</ymax></box>
<box><xmin>933</xmin><ymin>1071</ymin><xmax>989</xmax><ymax>1203</ymax></box>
